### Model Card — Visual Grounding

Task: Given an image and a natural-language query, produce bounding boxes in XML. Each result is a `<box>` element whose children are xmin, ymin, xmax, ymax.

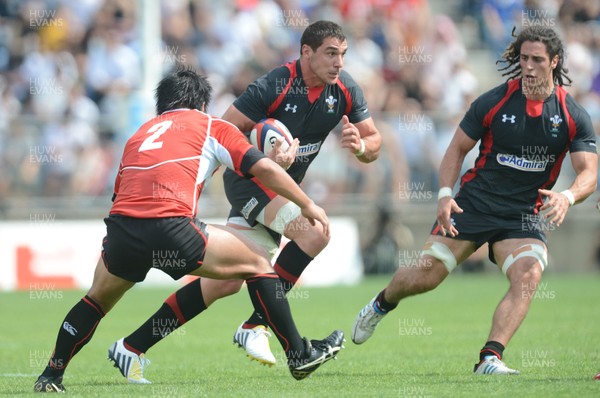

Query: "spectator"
<box><xmin>0</xmin><ymin>0</ymin><xmax>598</xmax><ymax>208</ymax></box>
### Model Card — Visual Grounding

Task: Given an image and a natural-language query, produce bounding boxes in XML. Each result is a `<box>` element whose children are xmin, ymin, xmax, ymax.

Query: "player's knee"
<box><xmin>307</xmin><ymin>222</ymin><xmax>330</xmax><ymax>250</ymax></box>
<box><xmin>290</xmin><ymin>222</ymin><xmax>330</xmax><ymax>253</ymax></box>
<box><xmin>407</xmin><ymin>263</ymin><xmax>445</xmax><ymax>294</ymax></box>
<box><xmin>511</xmin><ymin>261</ymin><xmax>543</xmax><ymax>287</ymax></box>
<box><xmin>85</xmin><ymin>291</ymin><xmax>113</xmax><ymax>314</ymax></box>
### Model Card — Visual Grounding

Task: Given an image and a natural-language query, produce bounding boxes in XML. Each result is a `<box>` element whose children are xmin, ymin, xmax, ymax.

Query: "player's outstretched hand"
<box><xmin>436</xmin><ymin>197</ymin><xmax>463</xmax><ymax>237</ymax></box>
<box><xmin>340</xmin><ymin>115</ymin><xmax>362</xmax><ymax>155</ymax></box>
<box><xmin>269</xmin><ymin>137</ymin><xmax>299</xmax><ymax>170</ymax></box>
<box><xmin>538</xmin><ymin>189</ymin><xmax>570</xmax><ymax>226</ymax></box>
<box><xmin>300</xmin><ymin>201</ymin><xmax>330</xmax><ymax>238</ymax></box>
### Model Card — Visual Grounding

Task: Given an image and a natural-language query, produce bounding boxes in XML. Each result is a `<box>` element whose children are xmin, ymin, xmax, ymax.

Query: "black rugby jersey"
<box><xmin>457</xmin><ymin>78</ymin><xmax>596</xmax><ymax>218</ymax></box>
<box><xmin>227</xmin><ymin>59</ymin><xmax>370</xmax><ymax>183</ymax></box>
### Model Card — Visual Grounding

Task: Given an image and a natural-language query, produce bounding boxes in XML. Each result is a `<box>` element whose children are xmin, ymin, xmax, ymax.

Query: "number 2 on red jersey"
<box><xmin>138</xmin><ymin>120</ymin><xmax>173</xmax><ymax>152</ymax></box>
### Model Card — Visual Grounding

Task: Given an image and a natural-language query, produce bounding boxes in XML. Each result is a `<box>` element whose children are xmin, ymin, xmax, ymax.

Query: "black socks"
<box><xmin>374</xmin><ymin>289</ymin><xmax>398</xmax><ymax>313</ymax></box>
<box><xmin>245</xmin><ymin>241</ymin><xmax>313</xmax><ymax>327</ymax></box>
<box><xmin>480</xmin><ymin>340</ymin><xmax>505</xmax><ymax>362</ymax></box>
<box><xmin>41</xmin><ymin>296</ymin><xmax>105</xmax><ymax>379</ymax></box>
<box><xmin>245</xmin><ymin>273</ymin><xmax>305</xmax><ymax>358</ymax></box>
<box><xmin>125</xmin><ymin>278</ymin><xmax>206</xmax><ymax>354</ymax></box>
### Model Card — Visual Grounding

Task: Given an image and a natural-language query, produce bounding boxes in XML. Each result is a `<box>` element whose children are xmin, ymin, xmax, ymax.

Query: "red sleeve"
<box><xmin>113</xmin><ymin>162</ymin><xmax>123</xmax><ymax>194</ymax></box>
<box><xmin>210</xmin><ymin>118</ymin><xmax>257</xmax><ymax>171</ymax></box>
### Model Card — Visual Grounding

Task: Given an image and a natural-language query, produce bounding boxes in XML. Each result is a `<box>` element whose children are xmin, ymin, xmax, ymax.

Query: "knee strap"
<box><xmin>501</xmin><ymin>244</ymin><xmax>547</xmax><ymax>275</ymax></box>
<box><xmin>422</xmin><ymin>241</ymin><xmax>457</xmax><ymax>273</ymax></box>
<box><xmin>256</xmin><ymin>201</ymin><xmax>301</xmax><ymax>235</ymax></box>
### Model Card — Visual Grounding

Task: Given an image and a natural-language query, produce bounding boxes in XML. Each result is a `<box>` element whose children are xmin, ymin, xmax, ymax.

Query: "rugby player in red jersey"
<box><xmin>33</xmin><ymin>67</ymin><xmax>343</xmax><ymax>392</ymax></box>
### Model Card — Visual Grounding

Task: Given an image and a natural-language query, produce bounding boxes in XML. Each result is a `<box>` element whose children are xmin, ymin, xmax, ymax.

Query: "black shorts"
<box><xmin>223</xmin><ymin>169</ymin><xmax>272</xmax><ymax>225</ymax></box>
<box><xmin>223</xmin><ymin>169</ymin><xmax>282</xmax><ymax>244</ymax></box>
<box><xmin>430</xmin><ymin>203</ymin><xmax>547</xmax><ymax>264</ymax></box>
<box><xmin>101</xmin><ymin>215</ymin><xmax>209</xmax><ymax>282</ymax></box>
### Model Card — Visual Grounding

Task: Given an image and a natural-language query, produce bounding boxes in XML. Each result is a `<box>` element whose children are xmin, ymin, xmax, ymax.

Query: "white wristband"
<box><xmin>355</xmin><ymin>139</ymin><xmax>365</xmax><ymax>157</ymax></box>
<box><xmin>438</xmin><ymin>187</ymin><xmax>453</xmax><ymax>201</ymax></box>
<box><xmin>560</xmin><ymin>189</ymin><xmax>575</xmax><ymax>206</ymax></box>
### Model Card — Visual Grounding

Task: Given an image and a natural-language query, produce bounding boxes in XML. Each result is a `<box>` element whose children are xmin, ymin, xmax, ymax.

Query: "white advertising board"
<box><xmin>0</xmin><ymin>218</ymin><xmax>363</xmax><ymax>291</ymax></box>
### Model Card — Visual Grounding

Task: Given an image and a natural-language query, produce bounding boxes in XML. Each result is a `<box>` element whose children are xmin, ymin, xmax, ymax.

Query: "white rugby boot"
<box><xmin>474</xmin><ymin>355</ymin><xmax>520</xmax><ymax>375</ymax></box>
<box><xmin>233</xmin><ymin>323</ymin><xmax>276</xmax><ymax>366</ymax></box>
<box><xmin>351</xmin><ymin>297</ymin><xmax>387</xmax><ymax>344</ymax></box>
<box><xmin>108</xmin><ymin>338</ymin><xmax>151</xmax><ymax>384</ymax></box>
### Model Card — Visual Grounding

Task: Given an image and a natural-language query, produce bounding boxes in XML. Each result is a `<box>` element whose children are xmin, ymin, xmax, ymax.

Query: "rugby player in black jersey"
<box><xmin>106</xmin><ymin>20</ymin><xmax>382</xmax><ymax>379</ymax></box>
<box><xmin>352</xmin><ymin>25</ymin><xmax>597</xmax><ymax>375</ymax></box>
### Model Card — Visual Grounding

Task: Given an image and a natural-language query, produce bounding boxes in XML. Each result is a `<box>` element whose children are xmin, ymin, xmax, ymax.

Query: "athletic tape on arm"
<box><xmin>501</xmin><ymin>244</ymin><xmax>547</xmax><ymax>275</ymax></box>
<box><xmin>422</xmin><ymin>241</ymin><xmax>457</xmax><ymax>273</ymax></box>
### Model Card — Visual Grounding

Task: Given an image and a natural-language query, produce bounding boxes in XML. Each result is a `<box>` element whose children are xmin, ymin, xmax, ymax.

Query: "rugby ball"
<box><xmin>249</xmin><ymin>118</ymin><xmax>294</xmax><ymax>154</ymax></box>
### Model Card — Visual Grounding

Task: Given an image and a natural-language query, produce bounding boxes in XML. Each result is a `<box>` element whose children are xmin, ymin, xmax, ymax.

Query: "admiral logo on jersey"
<box><xmin>296</xmin><ymin>142</ymin><xmax>321</xmax><ymax>156</ymax></box>
<box><xmin>497</xmin><ymin>153</ymin><xmax>547</xmax><ymax>172</ymax></box>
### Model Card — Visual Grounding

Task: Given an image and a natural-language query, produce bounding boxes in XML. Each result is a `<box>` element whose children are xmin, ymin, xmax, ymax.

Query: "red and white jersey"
<box><xmin>110</xmin><ymin>109</ymin><xmax>260</xmax><ymax>218</ymax></box>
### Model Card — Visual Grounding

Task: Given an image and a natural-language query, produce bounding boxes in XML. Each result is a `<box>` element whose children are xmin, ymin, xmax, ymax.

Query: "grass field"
<box><xmin>1</xmin><ymin>274</ymin><xmax>599</xmax><ymax>397</ymax></box>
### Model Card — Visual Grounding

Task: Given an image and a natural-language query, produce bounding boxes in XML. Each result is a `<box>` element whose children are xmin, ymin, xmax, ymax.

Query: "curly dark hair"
<box><xmin>155</xmin><ymin>65</ymin><xmax>212</xmax><ymax>115</ymax></box>
<box><xmin>497</xmin><ymin>26</ymin><xmax>571</xmax><ymax>86</ymax></box>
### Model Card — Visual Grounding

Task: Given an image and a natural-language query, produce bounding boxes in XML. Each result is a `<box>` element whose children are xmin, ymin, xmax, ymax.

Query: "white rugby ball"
<box><xmin>249</xmin><ymin>118</ymin><xmax>294</xmax><ymax>154</ymax></box>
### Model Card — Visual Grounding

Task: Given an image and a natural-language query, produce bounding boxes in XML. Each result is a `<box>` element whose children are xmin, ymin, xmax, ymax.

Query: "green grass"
<box><xmin>1</xmin><ymin>274</ymin><xmax>599</xmax><ymax>397</ymax></box>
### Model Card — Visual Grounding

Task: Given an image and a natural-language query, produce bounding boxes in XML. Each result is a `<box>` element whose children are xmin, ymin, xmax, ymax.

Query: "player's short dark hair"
<box><xmin>497</xmin><ymin>26</ymin><xmax>571</xmax><ymax>86</ymax></box>
<box><xmin>300</xmin><ymin>20</ymin><xmax>346</xmax><ymax>54</ymax></box>
<box><xmin>155</xmin><ymin>65</ymin><xmax>212</xmax><ymax>114</ymax></box>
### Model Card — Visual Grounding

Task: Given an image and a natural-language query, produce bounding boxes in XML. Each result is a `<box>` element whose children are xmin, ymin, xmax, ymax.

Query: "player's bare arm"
<box><xmin>248</xmin><ymin>157</ymin><xmax>330</xmax><ymax>237</ymax></box>
<box><xmin>436</xmin><ymin>127</ymin><xmax>476</xmax><ymax>237</ymax></box>
<box><xmin>539</xmin><ymin>150</ymin><xmax>598</xmax><ymax>226</ymax></box>
<box><xmin>340</xmin><ymin>115</ymin><xmax>381</xmax><ymax>162</ymax></box>
<box><xmin>221</xmin><ymin>104</ymin><xmax>256</xmax><ymax>132</ymax></box>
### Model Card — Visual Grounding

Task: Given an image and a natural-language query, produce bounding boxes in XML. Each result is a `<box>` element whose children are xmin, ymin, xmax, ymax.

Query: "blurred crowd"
<box><xmin>0</xmin><ymin>0</ymin><xmax>599</xmax><ymax>211</ymax></box>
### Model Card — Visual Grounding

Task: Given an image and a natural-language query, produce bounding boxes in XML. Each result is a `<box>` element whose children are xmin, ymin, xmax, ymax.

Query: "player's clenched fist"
<box><xmin>340</xmin><ymin>115</ymin><xmax>363</xmax><ymax>155</ymax></box>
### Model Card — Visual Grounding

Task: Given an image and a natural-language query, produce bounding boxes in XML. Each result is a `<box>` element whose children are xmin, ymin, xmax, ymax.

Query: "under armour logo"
<box><xmin>502</xmin><ymin>114</ymin><xmax>516</xmax><ymax>123</ymax></box>
<box><xmin>285</xmin><ymin>103</ymin><xmax>297</xmax><ymax>113</ymax></box>
<box><xmin>63</xmin><ymin>321</ymin><xmax>77</xmax><ymax>336</ymax></box>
